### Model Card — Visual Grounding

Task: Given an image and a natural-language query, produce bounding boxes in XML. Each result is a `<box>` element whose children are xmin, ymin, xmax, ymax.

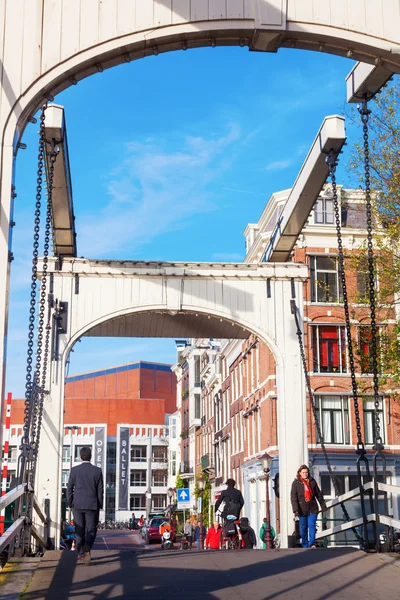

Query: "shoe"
<box><xmin>310</xmin><ymin>545</ymin><xmax>317</xmax><ymax>548</ymax></box>
<box><xmin>84</xmin><ymin>551</ymin><xmax>91</xmax><ymax>565</ymax></box>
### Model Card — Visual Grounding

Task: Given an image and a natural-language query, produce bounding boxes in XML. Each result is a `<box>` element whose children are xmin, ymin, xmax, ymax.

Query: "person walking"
<box><xmin>205</xmin><ymin>521</ymin><xmax>222</xmax><ymax>550</ymax></box>
<box><xmin>67</xmin><ymin>446</ymin><xmax>104</xmax><ymax>565</ymax></box>
<box><xmin>215</xmin><ymin>479</ymin><xmax>244</xmax><ymax>520</ymax></box>
<box><xmin>183</xmin><ymin>518</ymin><xmax>193</xmax><ymax>548</ymax></box>
<box><xmin>290</xmin><ymin>464</ymin><xmax>326</xmax><ymax>548</ymax></box>
<box><xmin>193</xmin><ymin>520</ymin><xmax>206</xmax><ymax>549</ymax></box>
<box><xmin>259</xmin><ymin>518</ymin><xmax>276</xmax><ymax>549</ymax></box>
<box><xmin>240</xmin><ymin>517</ymin><xmax>257</xmax><ymax>549</ymax></box>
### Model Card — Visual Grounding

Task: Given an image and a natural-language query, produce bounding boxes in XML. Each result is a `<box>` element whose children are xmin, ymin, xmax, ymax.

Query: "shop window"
<box><xmin>312</xmin><ymin>325</ymin><xmax>347</xmax><ymax>373</ymax></box>
<box><xmin>310</xmin><ymin>256</ymin><xmax>343</xmax><ymax>303</ymax></box>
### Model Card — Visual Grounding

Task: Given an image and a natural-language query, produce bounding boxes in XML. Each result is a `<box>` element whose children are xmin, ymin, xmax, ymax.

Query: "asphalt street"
<box><xmin>18</xmin><ymin>531</ymin><xmax>400</xmax><ymax>600</ymax></box>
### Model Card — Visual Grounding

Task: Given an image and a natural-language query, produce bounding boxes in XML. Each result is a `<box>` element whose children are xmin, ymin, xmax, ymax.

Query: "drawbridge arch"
<box><xmin>2</xmin><ymin>0</ymin><xmax>400</xmax><ymax>551</ymax></box>
<box><xmin>36</xmin><ymin>257</ymin><xmax>308</xmax><ymax>547</ymax></box>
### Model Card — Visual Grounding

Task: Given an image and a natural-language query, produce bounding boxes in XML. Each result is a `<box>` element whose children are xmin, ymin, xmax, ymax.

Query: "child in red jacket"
<box><xmin>205</xmin><ymin>522</ymin><xmax>222</xmax><ymax>550</ymax></box>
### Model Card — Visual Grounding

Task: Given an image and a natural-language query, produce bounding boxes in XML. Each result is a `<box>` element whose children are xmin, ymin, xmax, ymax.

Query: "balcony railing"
<box><xmin>180</xmin><ymin>462</ymin><xmax>194</xmax><ymax>475</ymax></box>
<box><xmin>201</xmin><ymin>454</ymin><xmax>214</xmax><ymax>470</ymax></box>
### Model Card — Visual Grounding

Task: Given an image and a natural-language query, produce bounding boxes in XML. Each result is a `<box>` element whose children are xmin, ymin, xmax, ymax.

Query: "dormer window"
<box><xmin>314</xmin><ymin>197</ymin><xmax>334</xmax><ymax>224</ymax></box>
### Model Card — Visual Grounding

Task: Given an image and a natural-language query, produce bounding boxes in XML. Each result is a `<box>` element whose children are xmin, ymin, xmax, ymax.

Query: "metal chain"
<box><xmin>358</xmin><ymin>97</ymin><xmax>383</xmax><ymax>450</ymax></box>
<box><xmin>33</xmin><ymin>141</ymin><xmax>58</xmax><ymax>465</ymax></box>
<box><xmin>327</xmin><ymin>151</ymin><xmax>365</xmax><ymax>455</ymax></box>
<box><xmin>291</xmin><ymin>300</ymin><xmax>364</xmax><ymax>545</ymax></box>
<box><xmin>19</xmin><ymin>105</ymin><xmax>47</xmax><ymax>481</ymax></box>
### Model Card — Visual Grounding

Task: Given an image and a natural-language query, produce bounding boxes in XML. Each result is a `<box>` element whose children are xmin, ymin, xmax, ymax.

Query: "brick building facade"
<box><xmin>4</xmin><ymin>361</ymin><xmax>176</xmax><ymax>522</ymax></box>
<box><xmin>177</xmin><ymin>186</ymin><xmax>400</xmax><ymax>547</ymax></box>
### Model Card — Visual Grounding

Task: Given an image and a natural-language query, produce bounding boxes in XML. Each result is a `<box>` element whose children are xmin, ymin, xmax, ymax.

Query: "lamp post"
<box><xmin>198</xmin><ymin>477</ymin><xmax>205</xmax><ymax>550</ymax></box>
<box><xmin>262</xmin><ymin>455</ymin><xmax>274</xmax><ymax>550</ymax></box>
<box><xmin>167</xmin><ymin>487</ymin><xmax>174</xmax><ymax>529</ymax></box>
<box><xmin>65</xmin><ymin>425</ymin><xmax>79</xmax><ymax>521</ymax></box>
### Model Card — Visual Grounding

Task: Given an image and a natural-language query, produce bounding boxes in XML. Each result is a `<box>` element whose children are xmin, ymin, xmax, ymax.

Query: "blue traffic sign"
<box><xmin>177</xmin><ymin>488</ymin><xmax>190</xmax><ymax>503</ymax></box>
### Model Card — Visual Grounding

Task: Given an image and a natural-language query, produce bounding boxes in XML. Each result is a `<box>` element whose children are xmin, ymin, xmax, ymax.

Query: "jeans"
<box><xmin>298</xmin><ymin>513</ymin><xmax>317</xmax><ymax>548</ymax></box>
<box><xmin>73</xmin><ymin>509</ymin><xmax>99</xmax><ymax>553</ymax></box>
<box><xmin>196</xmin><ymin>539</ymin><xmax>200</xmax><ymax>549</ymax></box>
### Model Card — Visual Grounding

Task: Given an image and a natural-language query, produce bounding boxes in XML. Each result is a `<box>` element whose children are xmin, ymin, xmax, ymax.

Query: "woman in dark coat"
<box><xmin>290</xmin><ymin>464</ymin><xmax>326</xmax><ymax>548</ymax></box>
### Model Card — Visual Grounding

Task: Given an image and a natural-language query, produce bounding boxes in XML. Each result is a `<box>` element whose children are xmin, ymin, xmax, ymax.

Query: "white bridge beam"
<box><xmin>44</xmin><ymin>105</ymin><xmax>76</xmax><ymax>257</ymax></box>
<box><xmin>346</xmin><ymin>62</ymin><xmax>394</xmax><ymax>103</ymax></box>
<box><xmin>264</xmin><ymin>115</ymin><xmax>346</xmax><ymax>262</ymax></box>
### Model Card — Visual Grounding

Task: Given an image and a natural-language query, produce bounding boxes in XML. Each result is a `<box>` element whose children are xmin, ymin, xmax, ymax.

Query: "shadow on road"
<box><xmin>22</xmin><ymin>547</ymin><xmax>399</xmax><ymax>600</ymax></box>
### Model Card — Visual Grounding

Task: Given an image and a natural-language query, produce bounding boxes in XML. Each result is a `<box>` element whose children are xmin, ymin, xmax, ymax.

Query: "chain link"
<box><xmin>19</xmin><ymin>105</ymin><xmax>47</xmax><ymax>480</ymax></box>
<box><xmin>33</xmin><ymin>142</ymin><xmax>58</xmax><ymax>469</ymax></box>
<box><xmin>358</xmin><ymin>97</ymin><xmax>383</xmax><ymax>450</ymax></box>
<box><xmin>327</xmin><ymin>151</ymin><xmax>365</xmax><ymax>455</ymax></box>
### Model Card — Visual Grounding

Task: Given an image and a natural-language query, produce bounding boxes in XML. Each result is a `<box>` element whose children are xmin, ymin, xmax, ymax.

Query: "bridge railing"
<box><xmin>0</xmin><ymin>486</ymin><xmax>50</xmax><ymax>555</ymax></box>
<box><xmin>315</xmin><ymin>481</ymin><xmax>400</xmax><ymax>544</ymax></box>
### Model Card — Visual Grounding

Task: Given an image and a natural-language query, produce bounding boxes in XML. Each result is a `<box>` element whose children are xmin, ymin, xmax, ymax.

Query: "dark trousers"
<box><xmin>73</xmin><ymin>509</ymin><xmax>99</xmax><ymax>553</ymax></box>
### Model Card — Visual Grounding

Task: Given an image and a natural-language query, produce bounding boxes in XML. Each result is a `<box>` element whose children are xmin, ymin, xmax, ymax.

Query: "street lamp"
<box><xmin>198</xmin><ymin>477</ymin><xmax>205</xmax><ymax>550</ymax></box>
<box><xmin>167</xmin><ymin>487</ymin><xmax>174</xmax><ymax>529</ymax></box>
<box><xmin>262</xmin><ymin>454</ymin><xmax>274</xmax><ymax>550</ymax></box>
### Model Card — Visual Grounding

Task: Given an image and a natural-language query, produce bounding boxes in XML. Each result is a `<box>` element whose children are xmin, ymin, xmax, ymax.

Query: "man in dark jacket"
<box><xmin>290</xmin><ymin>464</ymin><xmax>326</xmax><ymax>548</ymax></box>
<box><xmin>67</xmin><ymin>446</ymin><xmax>104</xmax><ymax>564</ymax></box>
<box><xmin>215</xmin><ymin>479</ymin><xmax>244</xmax><ymax>520</ymax></box>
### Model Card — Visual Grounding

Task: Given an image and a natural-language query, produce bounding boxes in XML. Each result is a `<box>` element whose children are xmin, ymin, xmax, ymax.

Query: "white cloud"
<box><xmin>266</xmin><ymin>159</ymin><xmax>293</xmax><ymax>172</ymax></box>
<box><xmin>78</xmin><ymin>124</ymin><xmax>241</xmax><ymax>257</ymax></box>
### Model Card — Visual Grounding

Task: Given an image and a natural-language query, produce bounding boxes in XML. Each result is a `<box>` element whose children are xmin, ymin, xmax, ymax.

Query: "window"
<box><xmin>312</xmin><ymin>325</ymin><xmax>347</xmax><ymax>373</ymax></box>
<box><xmin>130</xmin><ymin>494</ymin><xmax>146</xmax><ymax>510</ymax></box>
<box><xmin>364</xmin><ymin>398</ymin><xmax>385</xmax><ymax>444</ymax></box>
<box><xmin>356</xmin><ymin>271</ymin><xmax>369</xmax><ymax>303</ymax></box>
<box><xmin>320</xmin><ymin>474</ymin><xmax>345</xmax><ymax>497</ymax></box>
<box><xmin>6</xmin><ymin>471</ymin><xmax>16</xmax><ymax>489</ymax></box>
<box><xmin>131</xmin><ymin>446</ymin><xmax>146</xmax><ymax>462</ymax></box>
<box><xmin>74</xmin><ymin>445</ymin><xmax>92</xmax><ymax>461</ymax></box>
<box><xmin>152</xmin><ymin>446</ymin><xmax>167</xmax><ymax>463</ymax></box>
<box><xmin>61</xmin><ymin>470</ymin><xmax>69</xmax><ymax>487</ymax></box>
<box><xmin>194</xmin><ymin>394</ymin><xmax>201</xmax><ymax>419</ymax></box>
<box><xmin>170</xmin><ymin>450</ymin><xmax>176</xmax><ymax>477</ymax></box>
<box><xmin>359</xmin><ymin>326</ymin><xmax>380</xmax><ymax>374</ymax></box>
<box><xmin>8</xmin><ymin>446</ymin><xmax>18</xmax><ymax>463</ymax></box>
<box><xmin>315</xmin><ymin>396</ymin><xmax>350</xmax><ymax>444</ymax></box>
<box><xmin>194</xmin><ymin>355</ymin><xmax>201</xmax><ymax>385</ymax></box>
<box><xmin>171</xmin><ymin>419</ymin><xmax>176</xmax><ymax>439</ymax></box>
<box><xmin>314</xmin><ymin>197</ymin><xmax>334</xmax><ymax>224</ymax></box>
<box><xmin>62</xmin><ymin>445</ymin><xmax>70</xmax><ymax>462</ymax></box>
<box><xmin>152</xmin><ymin>494</ymin><xmax>167</xmax><ymax>510</ymax></box>
<box><xmin>130</xmin><ymin>470</ymin><xmax>146</xmax><ymax>486</ymax></box>
<box><xmin>310</xmin><ymin>256</ymin><xmax>342</xmax><ymax>303</ymax></box>
<box><xmin>152</xmin><ymin>470</ymin><xmax>167</xmax><ymax>487</ymax></box>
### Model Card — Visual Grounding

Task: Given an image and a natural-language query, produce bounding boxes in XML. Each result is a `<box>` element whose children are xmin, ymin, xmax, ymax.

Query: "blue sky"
<box><xmin>7</xmin><ymin>46</ymin><xmax>358</xmax><ymax>397</ymax></box>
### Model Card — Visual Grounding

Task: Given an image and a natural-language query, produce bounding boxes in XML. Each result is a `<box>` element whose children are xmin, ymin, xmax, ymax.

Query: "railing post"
<box><xmin>44</xmin><ymin>499</ymin><xmax>50</xmax><ymax>549</ymax></box>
